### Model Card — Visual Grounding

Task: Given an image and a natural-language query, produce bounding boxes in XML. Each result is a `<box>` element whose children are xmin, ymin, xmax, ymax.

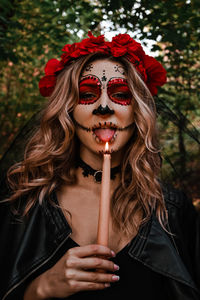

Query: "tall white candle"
<box><xmin>97</xmin><ymin>142</ymin><xmax>111</xmax><ymax>246</ymax></box>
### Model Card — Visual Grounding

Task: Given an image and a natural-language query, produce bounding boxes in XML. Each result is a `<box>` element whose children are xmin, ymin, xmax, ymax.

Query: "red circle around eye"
<box><xmin>79</xmin><ymin>77</ymin><xmax>101</xmax><ymax>104</ymax></box>
<box><xmin>107</xmin><ymin>83</ymin><xmax>132</xmax><ymax>105</ymax></box>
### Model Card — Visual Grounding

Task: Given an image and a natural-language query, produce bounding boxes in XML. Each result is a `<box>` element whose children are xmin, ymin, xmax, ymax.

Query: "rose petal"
<box><xmin>143</xmin><ymin>55</ymin><xmax>167</xmax><ymax>95</ymax></box>
<box><xmin>39</xmin><ymin>75</ymin><xmax>56</xmax><ymax>97</ymax></box>
<box><xmin>44</xmin><ymin>59</ymin><xmax>60</xmax><ymax>75</ymax></box>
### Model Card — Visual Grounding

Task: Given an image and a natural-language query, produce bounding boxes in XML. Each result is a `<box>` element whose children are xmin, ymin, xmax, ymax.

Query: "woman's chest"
<box><xmin>57</xmin><ymin>188</ymin><xmax>134</xmax><ymax>253</ymax></box>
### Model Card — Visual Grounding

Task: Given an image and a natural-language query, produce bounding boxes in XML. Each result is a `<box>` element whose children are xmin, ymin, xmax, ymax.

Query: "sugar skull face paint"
<box><xmin>73</xmin><ymin>59</ymin><xmax>135</xmax><ymax>157</ymax></box>
<box><xmin>78</xmin><ymin>76</ymin><xmax>132</xmax><ymax>106</ymax></box>
<box><xmin>79</xmin><ymin>76</ymin><xmax>101</xmax><ymax>105</ymax></box>
<box><xmin>107</xmin><ymin>78</ymin><xmax>132</xmax><ymax>105</ymax></box>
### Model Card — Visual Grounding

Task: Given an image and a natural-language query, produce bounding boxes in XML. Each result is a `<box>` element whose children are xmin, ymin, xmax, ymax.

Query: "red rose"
<box><xmin>110</xmin><ymin>46</ymin><xmax>127</xmax><ymax>57</ymax></box>
<box><xmin>39</xmin><ymin>75</ymin><xmax>56</xmax><ymax>97</ymax></box>
<box><xmin>70</xmin><ymin>45</ymin><xmax>90</xmax><ymax>58</ymax></box>
<box><xmin>61</xmin><ymin>53</ymin><xmax>71</xmax><ymax>64</ymax></box>
<box><xmin>143</xmin><ymin>55</ymin><xmax>167</xmax><ymax>95</ymax></box>
<box><xmin>109</xmin><ymin>34</ymin><xmax>130</xmax><ymax>57</ymax></box>
<box><xmin>61</xmin><ymin>44</ymin><xmax>76</xmax><ymax>63</ymax></box>
<box><xmin>125</xmin><ymin>53</ymin><xmax>147</xmax><ymax>82</ymax></box>
<box><xmin>62</xmin><ymin>43</ymin><xmax>76</xmax><ymax>53</ymax></box>
<box><xmin>79</xmin><ymin>32</ymin><xmax>108</xmax><ymax>54</ymax></box>
<box><xmin>88</xmin><ymin>31</ymin><xmax>105</xmax><ymax>44</ymax></box>
<box><xmin>127</xmin><ymin>43</ymin><xmax>145</xmax><ymax>60</ymax></box>
<box><xmin>112</xmin><ymin>33</ymin><xmax>134</xmax><ymax>46</ymax></box>
<box><xmin>110</xmin><ymin>34</ymin><xmax>145</xmax><ymax>60</ymax></box>
<box><xmin>44</xmin><ymin>59</ymin><xmax>60</xmax><ymax>75</ymax></box>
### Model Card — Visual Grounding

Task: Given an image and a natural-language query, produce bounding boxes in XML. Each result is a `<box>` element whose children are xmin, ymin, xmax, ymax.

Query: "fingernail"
<box><xmin>114</xmin><ymin>264</ymin><xmax>120</xmax><ymax>271</ymax></box>
<box><xmin>105</xmin><ymin>283</ymin><xmax>110</xmax><ymax>288</ymax></box>
<box><xmin>111</xmin><ymin>250</ymin><xmax>116</xmax><ymax>257</ymax></box>
<box><xmin>112</xmin><ymin>275</ymin><xmax>120</xmax><ymax>281</ymax></box>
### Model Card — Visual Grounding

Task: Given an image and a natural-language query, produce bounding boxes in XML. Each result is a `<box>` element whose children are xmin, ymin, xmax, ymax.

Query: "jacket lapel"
<box><xmin>128</xmin><ymin>215</ymin><xmax>198</xmax><ymax>292</ymax></box>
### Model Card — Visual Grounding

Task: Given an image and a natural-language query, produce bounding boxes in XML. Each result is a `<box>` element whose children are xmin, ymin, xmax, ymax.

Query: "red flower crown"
<box><xmin>39</xmin><ymin>32</ymin><xmax>167</xmax><ymax>97</ymax></box>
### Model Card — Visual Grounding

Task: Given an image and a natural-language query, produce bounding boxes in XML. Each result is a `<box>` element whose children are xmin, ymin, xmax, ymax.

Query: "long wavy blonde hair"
<box><xmin>7</xmin><ymin>53</ymin><xmax>167</xmax><ymax>235</ymax></box>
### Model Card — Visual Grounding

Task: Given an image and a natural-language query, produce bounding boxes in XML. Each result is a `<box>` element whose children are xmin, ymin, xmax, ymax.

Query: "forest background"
<box><xmin>0</xmin><ymin>0</ymin><xmax>199</xmax><ymax>207</ymax></box>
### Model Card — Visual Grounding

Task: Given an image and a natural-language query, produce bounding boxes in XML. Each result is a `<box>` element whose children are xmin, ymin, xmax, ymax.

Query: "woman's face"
<box><xmin>72</xmin><ymin>58</ymin><xmax>135</xmax><ymax>155</ymax></box>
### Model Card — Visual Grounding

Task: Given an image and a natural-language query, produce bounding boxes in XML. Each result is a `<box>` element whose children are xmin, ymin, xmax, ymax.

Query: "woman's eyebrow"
<box><xmin>79</xmin><ymin>75</ymin><xmax>101</xmax><ymax>86</ymax></box>
<box><xmin>79</xmin><ymin>81</ymin><xmax>99</xmax><ymax>86</ymax></box>
<box><xmin>107</xmin><ymin>79</ymin><xmax>129</xmax><ymax>86</ymax></box>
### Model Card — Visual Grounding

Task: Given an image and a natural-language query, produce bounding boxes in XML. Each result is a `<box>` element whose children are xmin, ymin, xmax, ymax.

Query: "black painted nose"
<box><xmin>93</xmin><ymin>105</ymin><xmax>114</xmax><ymax>115</ymax></box>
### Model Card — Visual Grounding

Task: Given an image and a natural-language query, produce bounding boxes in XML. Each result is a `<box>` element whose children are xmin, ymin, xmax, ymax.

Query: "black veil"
<box><xmin>0</xmin><ymin>99</ymin><xmax>199</xmax><ymax>197</ymax></box>
<box><xmin>0</xmin><ymin>111</ymin><xmax>41</xmax><ymax>198</ymax></box>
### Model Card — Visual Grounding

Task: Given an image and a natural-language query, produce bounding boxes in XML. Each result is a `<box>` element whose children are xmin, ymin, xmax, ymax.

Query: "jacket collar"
<box><xmin>50</xmin><ymin>191</ymin><xmax>198</xmax><ymax>292</ymax></box>
<box><xmin>128</xmin><ymin>214</ymin><xmax>198</xmax><ymax>293</ymax></box>
<box><xmin>4</xmin><ymin>191</ymin><xmax>198</xmax><ymax>300</ymax></box>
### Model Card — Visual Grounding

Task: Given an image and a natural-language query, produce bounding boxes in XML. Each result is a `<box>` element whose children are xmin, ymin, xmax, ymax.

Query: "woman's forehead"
<box><xmin>81</xmin><ymin>59</ymin><xmax>127</xmax><ymax>81</ymax></box>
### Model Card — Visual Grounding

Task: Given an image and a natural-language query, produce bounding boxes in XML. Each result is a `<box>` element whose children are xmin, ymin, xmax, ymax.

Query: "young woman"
<box><xmin>0</xmin><ymin>33</ymin><xmax>199</xmax><ymax>300</ymax></box>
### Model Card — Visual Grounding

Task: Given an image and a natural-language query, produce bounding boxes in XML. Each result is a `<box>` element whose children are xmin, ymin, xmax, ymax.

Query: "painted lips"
<box><xmin>93</xmin><ymin>128</ymin><xmax>116</xmax><ymax>142</ymax></box>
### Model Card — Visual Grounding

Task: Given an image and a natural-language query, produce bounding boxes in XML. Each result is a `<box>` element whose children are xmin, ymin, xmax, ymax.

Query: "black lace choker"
<box><xmin>75</xmin><ymin>158</ymin><xmax>121</xmax><ymax>183</ymax></box>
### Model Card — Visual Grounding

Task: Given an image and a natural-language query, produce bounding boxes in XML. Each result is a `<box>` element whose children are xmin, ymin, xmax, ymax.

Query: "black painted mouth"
<box><xmin>92</xmin><ymin>121</ymin><xmax>118</xmax><ymax>131</ymax></box>
<box><xmin>72</xmin><ymin>117</ymin><xmax>135</xmax><ymax>133</ymax></box>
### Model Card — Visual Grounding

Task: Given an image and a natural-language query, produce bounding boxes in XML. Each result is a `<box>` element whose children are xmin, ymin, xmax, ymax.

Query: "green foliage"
<box><xmin>100</xmin><ymin>0</ymin><xmax>200</xmax><ymax>197</ymax></box>
<box><xmin>0</xmin><ymin>0</ymin><xmax>102</xmax><ymax>156</ymax></box>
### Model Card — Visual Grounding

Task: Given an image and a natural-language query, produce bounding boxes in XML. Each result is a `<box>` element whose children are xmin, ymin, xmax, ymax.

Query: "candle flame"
<box><xmin>105</xmin><ymin>142</ymin><xmax>109</xmax><ymax>152</ymax></box>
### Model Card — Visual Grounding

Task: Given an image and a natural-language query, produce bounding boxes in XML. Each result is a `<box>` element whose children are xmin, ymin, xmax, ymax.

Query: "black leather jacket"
<box><xmin>0</xmin><ymin>185</ymin><xmax>199</xmax><ymax>300</ymax></box>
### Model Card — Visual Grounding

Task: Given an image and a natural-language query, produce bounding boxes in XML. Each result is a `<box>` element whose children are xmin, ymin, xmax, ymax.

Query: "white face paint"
<box><xmin>72</xmin><ymin>59</ymin><xmax>135</xmax><ymax>156</ymax></box>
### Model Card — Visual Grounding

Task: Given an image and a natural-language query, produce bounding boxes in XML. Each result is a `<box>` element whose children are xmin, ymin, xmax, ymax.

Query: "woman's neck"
<box><xmin>79</xmin><ymin>144</ymin><xmax>123</xmax><ymax>170</ymax></box>
<box><xmin>75</xmin><ymin>145</ymin><xmax>122</xmax><ymax>190</ymax></box>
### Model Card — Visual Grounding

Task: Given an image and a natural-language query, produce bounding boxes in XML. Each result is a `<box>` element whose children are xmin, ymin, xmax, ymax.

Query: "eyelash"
<box><xmin>79</xmin><ymin>93</ymin><xmax>98</xmax><ymax>104</ymax></box>
<box><xmin>109</xmin><ymin>93</ymin><xmax>131</xmax><ymax>105</ymax></box>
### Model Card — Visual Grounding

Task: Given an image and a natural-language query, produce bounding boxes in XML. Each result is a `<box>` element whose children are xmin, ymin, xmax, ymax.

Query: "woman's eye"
<box><xmin>80</xmin><ymin>93</ymin><xmax>96</xmax><ymax>99</ymax></box>
<box><xmin>108</xmin><ymin>88</ymin><xmax>132</xmax><ymax>105</ymax></box>
<box><xmin>79</xmin><ymin>83</ymin><xmax>101</xmax><ymax>103</ymax></box>
<box><xmin>79</xmin><ymin>89</ymin><xmax>100</xmax><ymax>104</ymax></box>
<box><xmin>112</xmin><ymin>92</ymin><xmax>131</xmax><ymax>99</ymax></box>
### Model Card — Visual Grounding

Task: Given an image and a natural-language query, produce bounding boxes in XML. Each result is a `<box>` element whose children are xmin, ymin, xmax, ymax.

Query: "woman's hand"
<box><xmin>24</xmin><ymin>244</ymin><xmax>119</xmax><ymax>299</ymax></box>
